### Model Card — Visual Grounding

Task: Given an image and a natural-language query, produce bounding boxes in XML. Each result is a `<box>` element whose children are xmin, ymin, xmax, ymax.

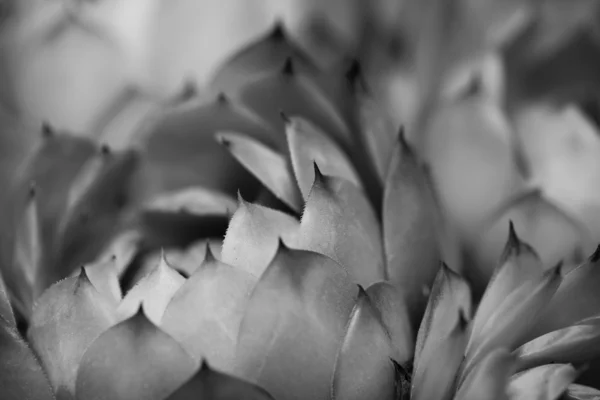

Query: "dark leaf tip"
<box><xmin>100</xmin><ymin>144</ymin><xmax>111</xmax><ymax>156</ymax></box>
<box><xmin>345</xmin><ymin>58</ymin><xmax>362</xmax><ymax>83</ymax></box>
<box><xmin>200</xmin><ymin>359</ymin><xmax>211</xmax><ymax>371</ymax></box>
<box><xmin>589</xmin><ymin>244</ymin><xmax>600</xmax><ymax>263</ymax></box>
<box><xmin>281</xmin><ymin>57</ymin><xmax>295</xmax><ymax>76</ymax></box>
<box><xmin>279</xmin><ymin>109</ymin><xmax>291</xmax><ymax>124</ymax></box>
<box><xmin>41</xmin><ymin>121</ymin><xmax>54</xmax><ymax>138</ymax></box>
<box><xmin>312</xmin><ymin>161</ymin><xmax>324</xmax><ymax>182</ymax></box>
<box><xmin>28</xmin><ymin>181</ymin><xmax>37</xmax><ymax>198</ymax></box>
<box><xmin>270</xmin><ymin>21</ymin><xmax>286</xmax><ymax>40</ymax></box>
<box><xmin>204</xmin><ymin>243</ymin><xmax>217</xmax><ymax>264</ymax></box>
<box><xmin>216</xmin><ymin>92</ymin><xmax>228</xmax><ymax>104</ymax></box>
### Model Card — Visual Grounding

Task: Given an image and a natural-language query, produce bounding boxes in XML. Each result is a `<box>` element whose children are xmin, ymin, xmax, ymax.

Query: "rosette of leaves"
<box><xmin>0</xmin><ymin>124</ymin><xmax>139</xmax><ymax>321</ymax></box>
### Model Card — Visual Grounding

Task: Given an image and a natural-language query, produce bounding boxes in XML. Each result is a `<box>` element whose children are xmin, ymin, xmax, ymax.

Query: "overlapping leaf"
<box><xmin>234</xmin><ymin>244</ymin><xmax>357</xmax><ymax>400</ymax></box>
<box><xmin>75</xmin><ymin>308</ymin><xmax>196</xmax><ymax>400</ymax></box>
<box><xmin>161</xmin><ymin>252</ymin><xmax>256</xmax><ymax>371</ymax></box>
<box><xmin>27</xmin><ymin>269</ymin><xmax>117</xmax><ymax>398</ymax></box>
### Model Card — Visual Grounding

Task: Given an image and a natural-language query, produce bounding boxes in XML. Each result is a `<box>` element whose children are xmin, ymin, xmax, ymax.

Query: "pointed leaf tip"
<box><xmin>28</xmin><ymin>181</ymin><xmax>37</xmax><ymax>198</ymax></box>
<box><xmin>508</xmin><ymin>220</ymin><xmax>519</xmax><ymax>248</ymax></box>
<box><xmin>203</xmin><ymin>242</ymin><xmax>217</xmax><ymax>264</ymax></box>
<box><xmin>270</xmin><ymin>21</ymin><xmax>285</xmax><ymax>40</ymax></box>
<box><xmin>279</xmin><ymin>109</ymin><xmax>290</xmax><ymax>124</ymax></box>
<box><xmin>41</xmin><ymin>122</ymin><xmax>54</xmax><ymax>138</ymax></box>
<box><xmin>281</xmin><ymin>57</ymin><xmax>294</xmax><ymax>76</ymax></box>
<box><xmin>100</xmin><ymin>144</ymin><xmax>111</xmax><ymax>156</ymax></box>
<box><xmin>216</xmin><ymin>92</ymin><xmax>228</xmax><ymax>104</ymax></box>
<box><xmin>312</xmin><ymin>161</ymin><xmax>324</xmax><ymax>182</ymax></box>
<box><xmin>589</xmin><ymin>244</ymin><xmax>600</xmax><ymax>263</ymax></box>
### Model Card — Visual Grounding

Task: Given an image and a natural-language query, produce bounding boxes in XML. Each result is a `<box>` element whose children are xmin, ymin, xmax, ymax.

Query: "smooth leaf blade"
<box><xmin>297</xmin><ymin>166</ymin><xmax>384</xmax><ymax>287</ymax></box>
<box><xmin>221</xmin><ymin>196</ymin><xmax>299</xmax><ymax>278</ymax></box>
<box><xmin>507</xmin><ymin>364</ymin><xmax>577</xmax><ymax>400</ymax></box>
<box><xmin>285</xmin><ymin>116</ymin><xmax>361</xmax><ymax>200</ymax></box>
<box><xmin>383</xmin><ymin>131</ymin><xmax>441</xmax><ymax>318</ymax></box>
<box><xmin>75</xmin><ymin>308</ymin><xmax>196</xmax><ymax>400</ymax></box>
<box><xmin>166</xmin><ymin>361</ymin><xmax>275</xmax><ymax>400</ymax></box>
<box><xmin>117</xmin><ymin>254</ymin><xmax>185</xmax><ymax>325</ymax></box>
<box><xmin>217</xmin><ymin>131</ymin><xmax>302</xmax><ymax>212</ymax></box>
<box><xmin>27</xmin><ymin>269</ymin><xmax>117</xmax><ymax>397</ymax></box>
<box><xmin>161</xmin><ymin>255</ymin><xmax>257</xmax><ymax>371</ymax></box>
<box><xmin>234</xmin><ymin>244</ymin><xmax>357</xmax><ymax>400</ymax></box>
<box><xmin>331</xmin><ymin>287</ymin><xmax>397</xmax><ymax>400</ymax></box>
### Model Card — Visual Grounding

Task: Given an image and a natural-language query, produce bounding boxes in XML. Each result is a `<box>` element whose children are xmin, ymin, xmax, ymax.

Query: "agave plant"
<box><xmin>1</xmin><ymin>16</ymin><xmax>600</xmax><ymax>400</ymax></box>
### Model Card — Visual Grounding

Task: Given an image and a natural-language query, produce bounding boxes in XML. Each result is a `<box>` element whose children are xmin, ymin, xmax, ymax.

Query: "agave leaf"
<box><xmin>140</xmin><ymin>93</ymin><xmax>277</xmax><ymax>198</ymax></box>
<box><xmin>453</xmin><ymin>349</ymin><xmax>515</xmax><ymax>400</ymax></box>
<box><xmin>463</xmin><ymin>264</ymin><xmax>562</xmax><ymax>380</ymax></box>
<box><xmin>161</xmin><ymin>253</ymin><xmax>256</xmax><ymax>371</ymax></box>
<box><xmin>160</xmin><ymin>239</ymin><xmax>223</xmax><ymax>277</ymax></box>
<box><xmin>563</xmin><ymin>384</ymin><xmax>600</xmax><ymax>400</ymax></box>
<box><xmin>217</xmin><ymin>131</ymin><xmax>302</xmax><ymax>212</ymax></box>
<box><xmin>507</xmin><ymin>364</ymin><xmax>577</xmax><ymax>400</ymax></box>
<box><xmin>529</xmin><ymin>247</ymin><xmax>600</xmax><ymax>338</ymax></box>
<box><xmin>117</xmin><ymin>254</ymin><xmax>185</xmax><ymax>325</ymax></box>
<box><xmin>284</xmin><ymin>116</ymin><xmax>361</xmax><ymax>200</ymax></box>
<box><xmin>4</xmin><ymin>132</ymin><xmax>95</xmax><ymax>310</ymax></box>
<box><xmin>82</xmin><ymin>258</ymin><xmax>122</xmax><ymax>305</ymax></box>
<box><xmin>470</xmin><ymin>223</ymin><xmax>544</xmax><ymax>347</ymax></box>
<box><xmin>210</xmin><ymin>22</ymin><xmax>319</xmax><ymax>94</ymax></box>
<box><xmin>165</xmin><ymin>360</ymin><xmax>275</xmax><ymax>400</ymax></box>
<box><xmin>27</xmin><ymin>269</ymin><xmax>117</xmax><ymax>397</ymax></box>
<box><xmin>140</xmin><ymin>187</ymin><xmax>236</xmax><ymax>247</ymax></box>
<box><xmin>413</xmin><ymin>264</ymin><xmax>471</xmax><ymax>380</ymax></box>
<box><xmin>221</xmin><ymin>196</ymin><xmax>299</xmax><ymax>278</ymax></box>
<box><xmin>516</xmin><ymin>318</ymin><xmax>600</xmax><ymax>371</ymax></box>
<box><xmin>356</xmin><ymin>86</ymin><xmax>396</xmax><ymax>185</ymax></box>
<box><xmin>297</xmin><ymin>165</ymin><xmax>384</xmax><ymax>287</ymax></box>
<box><xmin>0</xmin><ymin>269</ymin><xmax>14</xmax><ymax>327</ymax></box>
<box><xmin>75</xmin><ymin>308</ymin><xmax>196</xmax><ymax>400</ymax></box>
<box><xmin>0</xmin><ymin>317</ymin><xmax>55</xmax><ymax>400</ymax></box>
<box><xmin>233</xmin><ymin>58</ymin><xmax>352</xmax><ymax>150</ymax></box>
<box><xmin>52</xmin><ymin>148</ymin><xmax>138</xmax><ymax>289</ymax></box>
<box><xmin>11</xmin><ymin>185</ymin><xmax>42</xmax><ymax>311</ymax></box>
<box><xmin>234</xmin><ymin>244</ymin><xmax>357</xmax><ymax>400</ymax></box>
<box><xmin>478</xmin><ymin>188</ymin><xmax>593</xmax><ymax>281</ymax></box>
<box><xmin>383</xmin><ymin>130</ymin><xmax>441</xmax><ymax>319</ymax></box>
<box><xmin>366</xmin><ymin>282</ymin><xmax>414</xmax><ymax>364</ymax></box>
<box><xmin>411</xmin><ymin>311</ymin><xmax>468</xmax><ymax>400</ymax></box>
<box><xmin>331</xmin><ymin>287</ymin><xmax>397</xmax><ymax>400</ymax></box>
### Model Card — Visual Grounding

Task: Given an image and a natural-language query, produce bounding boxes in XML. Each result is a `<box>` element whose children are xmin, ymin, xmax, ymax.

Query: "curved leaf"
<box><xmin>234</xmin><ymin>244</ymin><xmax>357</xmax><ymax>400</ymax></box>
<box><xmin>463</xmin><ymin>264</ymin><xmax>562</xmax><ymax>380</ymax></box>
<box><xmin>140</xmin><ymin>187</ymin><xmax>235</xmax><ymax>248</ymax></box>
<box><xmin>217</xmin><ymin>131</ymin><xmax>302</xmax><ymax>212</ymax></box>
<box><xmin>0</xmin><ymin>317</ymin><xmax>55</xmax><ymax>400</ymax></box>
<box><xmin>161</xmin><ymin>254</ymin><xmax>256</xmax><ymax>371</ymax></box>
<box><xmin>210</xmin><ymin>22</ymin><xmax>319</xmax><ymax>94</ymax></box>
<box><xmin>507</xmin><ymin>364</ymin><xmax>577</xmax><ymax>400</ymax></box>
<box><xmin>412</xmin><ymin>311</ymin><xmax>468</xmax><ymax>400</ymax></box>
<box><xmin>530</xmin><ymin>246</ymin><xmax>600</xmax><ymax>338</ymax></box>
<box><xmin>297</xmin><ymin>165</ymin><xmax>384</xmax><ymax>287</ymax></box>
<box><xmin>285</xmin><ymin>116</ymin><xmax>361</xmax><ymax>200</ymax></box>
<box><xmin>166</xmin><ymin>361</ymin><xmax>275</xmax><ymax>400</ymax></box>
<box><xmin>117</xmin><ymin>254</ymin><xmax>185</xmax><ymax>325</ymax></box>
<box><xmin>414</xmin><ymin>264</ymin><xmax>471</xmax><ymax>375</ymax></box>
<box><xmin>356</xmin><ymin>89</ymin><xmax>396</xmax><ymax>185</ymax></box>
<box><xmin>453</xmin><ymin>349</ymin><xmax>516</xmax><ymax>400</ymax></box>
<box><xmin>52</xmin><ymin>148</ymin><xmax>139</xmax><ymax>288</ymax></box>
<box><xmin>470</xmin><ymin>222</ymin><xmax>543</xmax><ymax>349</ymax></box>
<box><xmin>83</xmin><ymin>258</ymin><xmax>122</xmax><ymax>305</ymax></box>
<box><xmin>365</xmin><ymin>282</ymin><xmax>414</xmax><ymax>364</ymax></box>
<box><xmin>331</xmin><ymin>287</ymin><xmax>397</xmax><ymax>400</ymax></box>
<box><xmin>221</xmin><ymin>196</ymin><xmax>299</xmax><ymax>278</ymax></box>
<box><xmin>563</xmin><ymin>384</ymin><xmax>600</xmax><ymax>400</ymax></box>
<box><xmin>140</xmin><ymin>93</ymin><xmax>277</xmax><ymax>198</ymax></box>
<box><xmin>27</xmin><ymin>269</ymin><xmax>117</xmax><ymax>397</ymax></box>
<box><xmin>0</xmin><ymin>269</ymin><xmax>14</xmax><ymax>326</ymax></box>
<box><xmin>75</xmin><ymin>308</ymin><xmax>196</xmax><ymax>400</ymax></box>
<box><xmin>516</xmin><ymin>319</ymin><xmax>600</xmax><ymax>370</ymax></box>
<box><xmin>233</xmin><ymin>58</ymin><xmax>352</xmax><ymax>150</ymax></box>
<box><xmin>383</xmin><ymin>131</ymin><xmax>441</xmax><ymax>318</ymax></box>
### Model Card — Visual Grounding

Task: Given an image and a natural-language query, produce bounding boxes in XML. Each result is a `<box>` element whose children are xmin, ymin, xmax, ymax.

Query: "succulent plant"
<box><xmin>1</xmin><ymin>16</ymin><xmax>600</xmax><ymax>400</ymax></box>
